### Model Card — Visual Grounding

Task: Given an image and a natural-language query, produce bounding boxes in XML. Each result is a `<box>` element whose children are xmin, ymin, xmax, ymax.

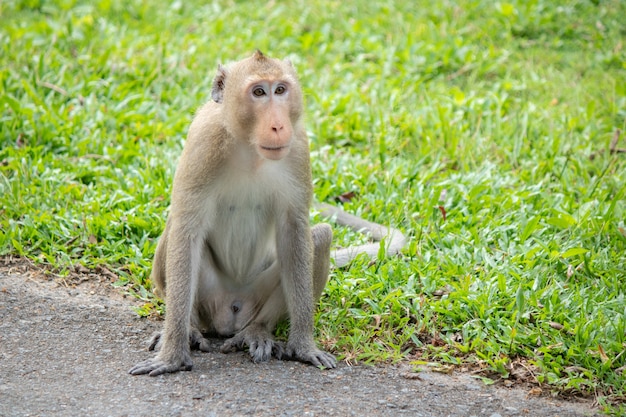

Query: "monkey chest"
<box><xmin>201</xmin><ymin>160</ymin><xmax>295</xmax><ymax>284</ymax></box>
<box><xmin>205</xmin><ymin>199</ymin><xmax>278</xmax><ymax>285</ymax></box>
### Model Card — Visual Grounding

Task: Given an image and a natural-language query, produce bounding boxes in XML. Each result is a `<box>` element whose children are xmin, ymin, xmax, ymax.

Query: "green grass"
<box><xmin>1</xmin><ymin>0</ymin><xmax>625</xmax><ymax>412</ymax></box>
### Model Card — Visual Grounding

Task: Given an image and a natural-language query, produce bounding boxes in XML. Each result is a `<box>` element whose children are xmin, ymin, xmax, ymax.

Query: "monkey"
<box><xmin>129</xmin><ymin>51</ymin><xmax>406</xmax><ymax>376</ymax></box>
<box><xmin>129</xmin><ymin>51</ymin><xmax>335</xmax><ymax>376</ymax></box>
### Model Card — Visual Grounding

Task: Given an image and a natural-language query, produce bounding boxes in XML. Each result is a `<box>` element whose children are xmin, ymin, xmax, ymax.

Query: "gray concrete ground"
<box><xmin>0</xmin><ymin>271</ymin><xmax>600</xmax><ymax>417</ymax></box>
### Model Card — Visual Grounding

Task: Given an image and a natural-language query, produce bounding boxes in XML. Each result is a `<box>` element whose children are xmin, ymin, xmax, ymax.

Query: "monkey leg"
<box><xmin>148</xmin><ymin>327</ymin><xmax>211</xmax><ymax>353</ymax></box>
<box><xmin>311</xmin><ymin>223</ymin><xmax>332</xmax><ymax>300</ymax></box>
<box><xmin>282</xmin><ymin>222</ymin><xmax>336</xmax><ymax>369</ymax></box>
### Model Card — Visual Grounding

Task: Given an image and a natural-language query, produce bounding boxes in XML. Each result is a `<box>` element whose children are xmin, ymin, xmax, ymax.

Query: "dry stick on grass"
<box><xmin>36</xmin><ymin>80</ymin><xmax>69</xmax><ymax>96</ymax></box>
<box><xmin>590</xmin><ymin>129</ymin><xmax>625</xmax><ymax>160</ymax></box>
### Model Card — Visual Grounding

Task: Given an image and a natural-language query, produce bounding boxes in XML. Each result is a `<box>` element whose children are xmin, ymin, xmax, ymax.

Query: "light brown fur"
<box><xmin>130</xmin><ymin>51</ymin><xmax>335</xmax><ymax>376</ymax></box>
<box><xmin>129</xmin><ymin>52</ymin><xmax>406</xmax><ymax>376</ymax></box>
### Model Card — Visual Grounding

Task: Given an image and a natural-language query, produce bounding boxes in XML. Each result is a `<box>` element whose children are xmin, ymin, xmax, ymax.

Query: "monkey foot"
<box><xmin>285</xmin><ymin>341</ymin><xmax>337</xmax><ymax>369</ymax></box>
<box><xmin>128</xmin><ymin>353</ymin><xmax>193</xmax><ymax>377</ymax></box>
<box><xmin>220</xmin><ymin>326</ymin><xmax>284</xmax><ymax>363</ymax></box>
<box><xmin>148</xmin><ymin>328</ymin><xmax>211</xmax><ymax>353</ymax></box>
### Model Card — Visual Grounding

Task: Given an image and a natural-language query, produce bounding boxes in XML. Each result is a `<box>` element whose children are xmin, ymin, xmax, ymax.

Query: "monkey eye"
<box><xmin>275</xmin><ymin>85</ymin><xmax>286</xmax><ymax>95</ymax></box>
<box><xmin>252</xmin><ymin>87</ymin><xmax>266</xmax><ymax>97</ymax></box>
<box><xmin>231</xmin><ymin>301</ymin><xmax>241</xmax><ymax>314</ymax></box>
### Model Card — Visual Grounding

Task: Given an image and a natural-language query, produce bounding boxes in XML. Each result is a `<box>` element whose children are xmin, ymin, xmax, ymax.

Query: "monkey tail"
<box><xmin>315</xmin><ymin>203</ymin><xmax>406</xmax><ymax>268</ymax></box>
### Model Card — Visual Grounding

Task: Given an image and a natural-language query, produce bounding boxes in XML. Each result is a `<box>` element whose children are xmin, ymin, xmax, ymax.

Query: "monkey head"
<box><xmin>211</xmin><ymin>50</ymin><xmax>304</xmax><ymax>161</ymax></box>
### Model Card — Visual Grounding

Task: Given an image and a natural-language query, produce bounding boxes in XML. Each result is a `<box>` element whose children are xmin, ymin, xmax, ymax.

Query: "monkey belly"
<box><xmin>192</xmin><ymin>202</ymin><xmax>284</xmax><ymax>336</ymax></box>
<box><xmin>209</xmin><ymin>201</ymin><xmax>278</xmax><ymax>284</ymax></box>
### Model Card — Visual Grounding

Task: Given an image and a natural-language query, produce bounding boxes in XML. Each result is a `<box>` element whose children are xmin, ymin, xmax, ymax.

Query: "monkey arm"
<box><xmin>129</xmin><ymin>219</ymin><xmax>199</xmax><ymax>376</ymax></box>
<box><xmin>277</xmin><ymin>210</ymin><xmax>336</xmax><ymax>369</ymax></box>
<box><xmin>277</xmin><ymin>210</ymin><xmax>314</xmax><ymax>338</ymax></box>
<box><xmin>150</xmin><ymin>218</ymin><xmax>170</xmax><ymax>298</ymax></box>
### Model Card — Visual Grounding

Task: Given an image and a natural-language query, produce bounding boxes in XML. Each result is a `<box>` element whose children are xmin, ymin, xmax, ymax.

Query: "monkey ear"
<box><xmin>211</xmin><ymin>64</ymin><xmax>227</xmax><ymax>103</ymax></box>
<box><xmin>283</xmin><ymin>58</ymin><xmax>293</xmax><ymax>68</ymax></box>
<box><xmin>253</xmin><ymin>49</ymin><xmax>264</xmax><ymax>59</ymax></box>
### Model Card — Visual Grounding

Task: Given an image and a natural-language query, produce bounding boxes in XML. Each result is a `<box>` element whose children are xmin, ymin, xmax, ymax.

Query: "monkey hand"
<box><xmin>220</xmin><ymin>324</ymin><xmax>285</xmax><ymax>363</ymax></box>
<box><xmin>285</xmin><ymin>338</ymin><xmax>337</xmax><ymax>369</ymax></box>
<box><xmin>128</xmin><ymin>351</ymin><xmax>193</xmax><ymax>376</ymax></box>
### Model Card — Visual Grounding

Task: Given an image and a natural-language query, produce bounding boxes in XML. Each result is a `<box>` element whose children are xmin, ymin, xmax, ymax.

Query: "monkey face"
<box><xmin>248</xmin><ymin>80</ymin><xmax>295</xmax><ymax>161</ymax></box>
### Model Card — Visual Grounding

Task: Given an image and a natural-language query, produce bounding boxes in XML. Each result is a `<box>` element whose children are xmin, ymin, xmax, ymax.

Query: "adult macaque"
<box><xmin>129</xmin><ymin>51</ymin><xmax>405</xmax><ymax>376</ymax></box>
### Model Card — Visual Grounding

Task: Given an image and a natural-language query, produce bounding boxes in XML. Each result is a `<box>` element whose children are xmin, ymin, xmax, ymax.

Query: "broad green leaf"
<box><xmin>560</xmin><ymin>247</ymin><xmax>589</xmax><ymax>258</ymax></box>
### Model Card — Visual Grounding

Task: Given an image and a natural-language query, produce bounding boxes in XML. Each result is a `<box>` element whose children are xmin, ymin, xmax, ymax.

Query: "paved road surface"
<box><xmin>0</xmin><ymin>272</ymin><xmax>599</xmax><ymax>417</ymax></box>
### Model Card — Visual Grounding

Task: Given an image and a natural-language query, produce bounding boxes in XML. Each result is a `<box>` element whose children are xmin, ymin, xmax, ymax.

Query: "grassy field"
<box><xmin>1</xmin><ymin>0</ymin><xmax>625</xmax><ymax>412</ymax></box>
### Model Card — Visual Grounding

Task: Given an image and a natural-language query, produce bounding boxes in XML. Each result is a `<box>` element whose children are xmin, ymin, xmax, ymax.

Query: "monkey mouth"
<box><xmin>260</xmin><ymin>145</ymin><xmax>288</xmax><ymax>151</ymax></box>
<box><xmin>258</xmin><ymin>145</ymin><xmax>290</xmax><ymax>160</ymax></box>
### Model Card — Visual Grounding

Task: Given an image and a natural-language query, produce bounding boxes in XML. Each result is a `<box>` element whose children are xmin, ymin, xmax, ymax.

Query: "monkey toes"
<box><xmin>129</xmin><ymin>354</ymin><xmax>193</xmax><ymax>376</ymax></box>
<box><xmin>148</xmin><ymin>328</ymin><xmax>211</xmax><ymax>353</ymax></box>
<box><xmin>220</xmin><ymin>326</ymin><xmax>284</xmax><ymax>363</ymax></box>
<box><xmin>285</xmin><ymin>342</ymin><xmax>337</xmax><ymax>369</ymax></box>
